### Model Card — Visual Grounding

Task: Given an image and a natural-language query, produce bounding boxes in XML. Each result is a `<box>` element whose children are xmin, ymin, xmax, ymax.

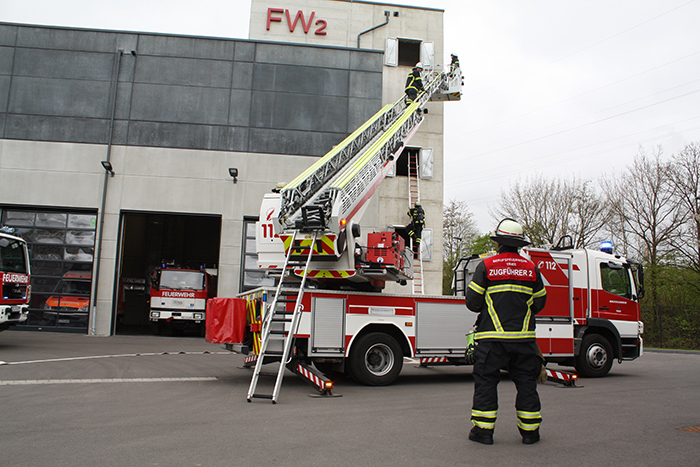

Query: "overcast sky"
<box><xmin>3</xmin><ymin>0</ymin><xmax>700</xmax><ymax>233</ymax></box>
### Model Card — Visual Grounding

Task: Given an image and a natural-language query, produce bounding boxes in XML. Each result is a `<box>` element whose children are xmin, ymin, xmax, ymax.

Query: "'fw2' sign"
<box><xmin>266</xmin><ymin>8</ymin><xmax>328</xmax><ymax>35</ymax></box>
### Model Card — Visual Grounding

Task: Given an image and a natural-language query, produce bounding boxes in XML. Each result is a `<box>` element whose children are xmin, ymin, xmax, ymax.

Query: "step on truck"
<box><xmin>0</xmin><ymin>227</ymin><xmax>31</xmax><ymax>331</ymax></box>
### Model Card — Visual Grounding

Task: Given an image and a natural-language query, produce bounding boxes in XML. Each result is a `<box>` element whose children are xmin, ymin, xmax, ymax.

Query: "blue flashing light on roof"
<box><xmin>600</xmin><ymin>241</ymin><xmax>613</xmax><ymax>254</ymax></box>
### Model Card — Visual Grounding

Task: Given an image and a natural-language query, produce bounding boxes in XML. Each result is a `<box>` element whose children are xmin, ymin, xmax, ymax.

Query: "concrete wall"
<box><xmin>0</xmin><ymin>22</ymin><xmax>384</xmax><ymax>335</ymax></box>
<box><xmin>1</xmin><ymin>23</ymin><xmax>383</xmax><ymax>156</ymax></box>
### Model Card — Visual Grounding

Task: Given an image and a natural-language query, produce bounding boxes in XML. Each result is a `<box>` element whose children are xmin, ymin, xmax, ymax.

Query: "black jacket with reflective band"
<box><xmin>466</xmin><ymin>251</ymin><xmax>547</xmax><ymax>342</ymax></box>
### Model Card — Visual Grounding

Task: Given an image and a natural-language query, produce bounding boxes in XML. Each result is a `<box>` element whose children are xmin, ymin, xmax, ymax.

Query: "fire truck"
<box><xmin>207</xmin><ymin>59</ymin><xmax>643</xmax><ymax>403</ymax></box>
<box><xmin>149</xmin><ymin>264</ymin><xmax>217</xmax><ymax>335</ymax></box>
<box><xmin>0</xmin><ymin>227</ymin><xmax>31</xmax><ymax>331</ymax></box>
<box><xmin>454</xmin><ymin>237</ymin><xmax>644</xmax><ymax>378</ymax></box>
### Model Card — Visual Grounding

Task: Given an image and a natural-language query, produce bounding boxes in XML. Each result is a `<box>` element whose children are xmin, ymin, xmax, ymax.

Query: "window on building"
<box><xmin>1</xmin><ymin>208</ymin><xmax>96</xmax><ymax>332</ymax></box>
<box><xmin>241</xmin><ymin>218</ymin><xmax>276</xmax><ymax>292</ymax></box>
<box><xmin>389</xmin><ymin>147</ymin><xmax>432</xmax><ymax>179</ymax></box>
<box><xmin>385</xmin><ymin>38</ymin><xmax>434</xmax><ymax>69</ymax></box>
<box><xmin>398</xmin><ymin>39</ymin><xmax>421</xmax><ymax>67</ymax></box>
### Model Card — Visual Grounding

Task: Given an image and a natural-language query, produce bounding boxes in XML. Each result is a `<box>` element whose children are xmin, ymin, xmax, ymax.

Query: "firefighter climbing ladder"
<box><xmin>247</xmin><ymin>231</ymin><xmax>318</xmax><ymax>403</ymax></box>
<box><xmin>408</xmin><ymin>151</ymin><xmax>424</xmax><ymax>295</ymax></box>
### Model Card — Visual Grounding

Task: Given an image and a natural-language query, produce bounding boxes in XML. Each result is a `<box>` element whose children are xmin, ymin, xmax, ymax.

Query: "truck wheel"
<box><xmin>348</xmin><ymin>332</ymin><xmax>403</xmax><ymax>386</ymax></box>
<box><xmin>575</xmin><ymin>333</ymin><xmax>613</xmax><ymax>377</ymax></box>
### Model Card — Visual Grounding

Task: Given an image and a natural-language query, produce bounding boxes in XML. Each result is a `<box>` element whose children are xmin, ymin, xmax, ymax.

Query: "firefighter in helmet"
<box><xmin>465</xmin><ymin>218</ymin><xmax>547</xmax><ymax>445</ymax></box>
<box><xmin>407</xmin><ymin>201</ymin><xmax>425</xmax><ymax>259</ymax></box>
<box><xmin>405</xmin><ymin>62</ymin><xmax>424</xmax><ymax>105</ymax></box>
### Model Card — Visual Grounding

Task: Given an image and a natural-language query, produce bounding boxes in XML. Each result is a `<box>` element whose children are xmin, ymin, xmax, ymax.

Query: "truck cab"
<box><xmin>149</xmin><ymin>266</ymin><xmax>217</xmax><ymax>335</ymax></box>
<box><xmin>0</xmin><ymin>228</ymin><xmax>31</xmax><ymax>331</ymax></box>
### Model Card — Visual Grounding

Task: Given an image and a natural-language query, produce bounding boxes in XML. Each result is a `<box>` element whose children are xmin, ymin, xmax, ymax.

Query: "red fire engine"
<box><xmin>150</xmin><ymin>263</ymin><xmax>217</xmax><ymax>335</ymax></box>
<box><xmin>206</xmin><ymin>59</ymin><xmax>643</xmax><ymax>403</ymax></box>
<box><xmin>0</xmin><ymin>227</ymin><xmax>31</xmax><ymax>331</ymax></box>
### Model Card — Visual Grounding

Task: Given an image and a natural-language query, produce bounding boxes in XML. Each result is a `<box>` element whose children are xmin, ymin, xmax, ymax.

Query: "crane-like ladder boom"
<box><xmin>273</xmin><ymin>64</ymin><xmax>462</xmax><ymax>235</ymax></box>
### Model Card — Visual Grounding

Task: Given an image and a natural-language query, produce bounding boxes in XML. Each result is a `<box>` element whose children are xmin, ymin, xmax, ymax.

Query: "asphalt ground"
<box><xmin>1</xmin><ymin>331</ymin><xmax>699</xmax><ymax>467</ymax></box>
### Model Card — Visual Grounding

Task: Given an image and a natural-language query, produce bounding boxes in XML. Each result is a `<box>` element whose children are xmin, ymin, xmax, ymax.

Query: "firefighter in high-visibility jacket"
<box><xmin>405</xmin><ymin>62</ymin><xmax>424</xmax><ymax>105</ymax></box>
<box><xmin>465</xmin><ymin>218</ymin><xmax>547</xmax><ymax>445</ymax></box>
<box><xmin>407</xmin><ymin>201</ymin><xmax>425</xmax><ymax>259</ymax></box>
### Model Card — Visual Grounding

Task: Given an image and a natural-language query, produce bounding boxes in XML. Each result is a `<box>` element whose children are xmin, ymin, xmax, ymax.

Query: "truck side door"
<box><xmin>593</xmin><ymin>260</ymin><xmax>639</xmax><ymax>325</ymax></box>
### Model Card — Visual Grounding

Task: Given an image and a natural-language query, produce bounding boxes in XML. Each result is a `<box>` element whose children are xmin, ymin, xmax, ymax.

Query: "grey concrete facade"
<box><xmin>0</xmin><ymin>23</ymin><xmax>383</xmax><ymax>156</ymax></box>
<box><xmin>0</xmin><ymin>22</ymin><xmax>384</xmax><ymax>335</ymax></box>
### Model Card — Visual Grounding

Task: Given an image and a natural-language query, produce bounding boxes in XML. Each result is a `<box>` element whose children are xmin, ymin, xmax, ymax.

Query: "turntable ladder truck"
<box><xmin>244</xmin><ymin>61</ymin><xmax>463</xmax><ymax>403</ymax></box>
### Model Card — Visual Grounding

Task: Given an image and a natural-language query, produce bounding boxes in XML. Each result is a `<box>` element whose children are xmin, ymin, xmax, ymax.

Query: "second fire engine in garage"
<box><xmin>149</xmin><ymin>264</ymin><xmax>217</xmax><ymax>335</ymax></box>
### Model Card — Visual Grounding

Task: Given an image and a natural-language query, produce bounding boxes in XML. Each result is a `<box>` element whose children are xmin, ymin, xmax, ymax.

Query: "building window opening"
<box><xmin>395</xmin><ymin>147</ymin><xmax>420</xmax><ymax>177</ymax></box>
<box><xmin>398</xmin><ymin>39</ymin><xmax>421</xmax><ymax>67</ymax></box>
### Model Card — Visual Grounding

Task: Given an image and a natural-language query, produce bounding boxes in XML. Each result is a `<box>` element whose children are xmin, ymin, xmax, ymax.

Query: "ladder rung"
<box><xmin>258</xmin><ymin>372</ymin><xmax>278</xmax><ymax>377</ymax></box>
<box><xmin>265</xmin><ymin>350</ymin><xmax>284</xmax><ymax>356</ymax></box>
<box><xmin>271</xmin><ymin>318</ymin><xmax>292</xmax><ymax>323</ymax></box>
<box><xmin>270</xmin><ymin>330</ymin><xmax>288</xmax><ymax>335</ymax></box>
<box><xmin>251</xmin><ymin>393</ymin><xmax>274</xmax><ymax>400</ymax></box>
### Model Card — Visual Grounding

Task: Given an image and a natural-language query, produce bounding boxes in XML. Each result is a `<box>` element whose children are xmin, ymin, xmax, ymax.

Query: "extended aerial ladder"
<box><xmin>247</xmin><ymin>62</ymin><xmax>462</xmax><ymax>402</ymax></box>
<box><xmin>256</xmin><ymin>61</ymin><xmax>462</xmax><ymax>289</ymax></box>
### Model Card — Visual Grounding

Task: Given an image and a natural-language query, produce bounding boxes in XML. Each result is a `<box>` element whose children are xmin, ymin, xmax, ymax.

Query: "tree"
<box><xmin>492</xmin><ymin>174</ymin><xmax>607</xmax><ymax>248</ymax></box>
<box><xmin>601</xmin><ymin>146</ymin><xmax>685</xmax><ymax>345</ymax></box>
<box><xmin>668</xmin><ymin>142</ymin><xmax>700</xmax><ymax>279</ymax></box>
<box><xmin>442</xmin><ymin>200</ymin><xmax>479</xmax><ymax>294</ymax></box>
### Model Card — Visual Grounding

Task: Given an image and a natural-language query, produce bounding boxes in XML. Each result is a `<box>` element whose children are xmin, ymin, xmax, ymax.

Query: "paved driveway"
<box><xmin>1</xmin><ymin>331</ymin><xmax>699</xmax><ymax>466</ymax></box>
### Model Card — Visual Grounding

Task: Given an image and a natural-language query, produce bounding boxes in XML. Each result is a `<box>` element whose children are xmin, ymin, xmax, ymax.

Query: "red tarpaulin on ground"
<box><xmin>205</xmin><ymin>297</ymin><xmax>247</xmax><ymax>344</ymax></box>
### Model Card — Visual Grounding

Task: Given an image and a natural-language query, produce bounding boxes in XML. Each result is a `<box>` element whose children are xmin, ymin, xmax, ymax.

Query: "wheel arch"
<box><xmin>576</xmin><ymin>318</ymin><xmax>622</xmax><ymax>360</ymax></box>
<box><xmin>347</xmin><ymin>323</ymin><xmax>413</xmax><ymax>358</ymax></box>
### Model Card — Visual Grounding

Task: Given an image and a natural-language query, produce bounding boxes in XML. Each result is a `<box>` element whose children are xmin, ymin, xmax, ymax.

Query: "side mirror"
<box><xmin>636</xmin><ymin>285</ymin><xmax>645</xmax><ymax>300</ymax></box>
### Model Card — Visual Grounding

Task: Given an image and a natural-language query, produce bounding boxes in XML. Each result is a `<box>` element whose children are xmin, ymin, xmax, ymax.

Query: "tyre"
<box><xmin>348</xmin><ymin>332</ymin><xmax>403</xmax><ymax>386</ymax></box>
<box><xmin>575</xmin><ymin>333</ymin><xmax>613</xmax><ymax>377</ymax></box>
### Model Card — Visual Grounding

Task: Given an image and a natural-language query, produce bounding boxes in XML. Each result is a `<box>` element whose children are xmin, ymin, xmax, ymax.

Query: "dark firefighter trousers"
<box><xmin>471</xmin><ymin>341</ymin><xmax>542</xmax><ymax>435</ymax></box>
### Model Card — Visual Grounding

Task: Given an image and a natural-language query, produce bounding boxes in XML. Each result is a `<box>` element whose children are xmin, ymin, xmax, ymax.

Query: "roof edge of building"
<box><xmin>0</xmin><ymin>21</ymin><xmax>385</xmax><ymax>54</ymax></box>
<box><xmin>335</xmin><ymin>0</ymin><xmax>444</xmax><ymax>13</ymax></box>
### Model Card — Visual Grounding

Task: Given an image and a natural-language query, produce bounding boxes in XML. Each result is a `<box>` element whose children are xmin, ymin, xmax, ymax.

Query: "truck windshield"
<box><xmin>159</xmin><ymin>270</ymin><xmax>204</xmax><ymax>290</ymax></box>
<box><xmin>0</xmin><ymin>237</ymin><xmax>28</xmax><ymax>274</ymax></box>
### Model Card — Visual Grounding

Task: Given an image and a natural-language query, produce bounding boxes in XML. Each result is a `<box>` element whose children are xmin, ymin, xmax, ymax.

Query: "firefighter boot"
<box><xmin>520</xmin><ymin>427</ymin><xmax>540</xmax><ymax>445</ymax></box>
<box><xmin>468</xmin><ymin>426</ymin><xmax>494</xmax><ymax>445</ymax></box>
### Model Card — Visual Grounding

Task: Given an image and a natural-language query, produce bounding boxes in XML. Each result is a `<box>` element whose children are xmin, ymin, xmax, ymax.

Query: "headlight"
<box><xmin>151</xmin><ymin>311</ymin><xmax>160</xmax><ymax>318</ymax></box>
<box><xmin>194</xmin><ymin>313</ymin><xmax>204</xmax><ymax>320</ymax></box>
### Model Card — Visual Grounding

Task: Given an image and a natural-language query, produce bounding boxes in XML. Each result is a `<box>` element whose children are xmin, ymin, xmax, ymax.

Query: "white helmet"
<box><xmin>415</xmin><ymin>62</ymin><xmax>423</xmax><ymax>70</ymax></box>
<box><xmin>490</xmin><ymin>218</ymin><xmax>530</xmax><ymax>247</ymax></box>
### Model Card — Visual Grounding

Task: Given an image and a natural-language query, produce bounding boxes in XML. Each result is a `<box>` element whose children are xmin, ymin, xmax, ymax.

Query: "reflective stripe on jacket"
<box><xmin>405</xmin><ymin>70</ymin><xmax>424</xmax><ymax>92</ymax></box>
<box><xmin>466</xmin><ymin>251</ymin><xmax>546</xmax><ymax>342</ymax></box>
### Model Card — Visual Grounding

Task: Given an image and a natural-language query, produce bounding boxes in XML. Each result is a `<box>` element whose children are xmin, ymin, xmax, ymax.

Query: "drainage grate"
<box><xmin>678</xmin><ymin>426</ymin><xmax>700</xmax><ymax>433</ymax></box>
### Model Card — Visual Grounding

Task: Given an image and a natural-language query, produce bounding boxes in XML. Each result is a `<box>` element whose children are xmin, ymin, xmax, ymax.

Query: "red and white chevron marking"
<box><xmin>244</xmin><ymin>355</ymin><xmax>258</xmax><ymax>365</ymax></box>
<box><xmin>546</xmin><ymin>368</ymin><xmax>575</xmax><ymax>382</ymax></box>
<box><xmin>420</xmin><ymin>357</ymin><xmax>449</xmax><ymax>364</ymax></box>
<box><xmin>297</xmin><ymin>364</ymin><xmax>324</xmax><ymax>389</ymax></box>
